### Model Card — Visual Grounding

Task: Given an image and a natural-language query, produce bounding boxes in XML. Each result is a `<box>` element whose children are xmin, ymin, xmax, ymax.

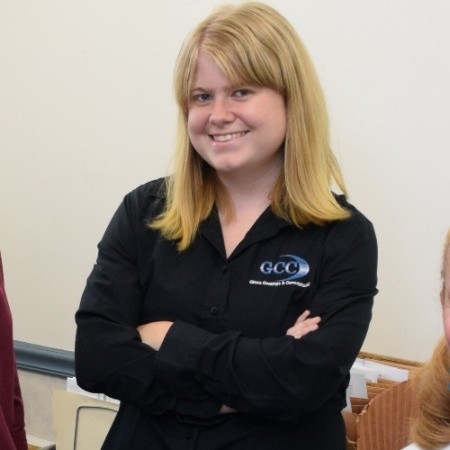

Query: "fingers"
<box><xmin>295</xmin><ymin>310</ymin><xmax>321</xmax><ymax>326</ymax></box>
<box><xmin>287</xmin><ymin>322</ymin><xmax>319</xmax><ymax>339</ymax></box>
<box><xmin>295</xmin><ymin>309</ymin><xmax>311</xmax><ymax>323</ymax></box>
<box><xmin>136</xmin><ymin>321</ymin><xmax>174</xmax><ymax>350</ymax></box>
<box><xmin>219</xmin><ymin>405</ymin><xmax>237</xmax><ymax>414</ymax></box>
<box><xmin>285</xmin><ymin>310</ymin><xmax>321</xmax><ymax>339</ymax></box>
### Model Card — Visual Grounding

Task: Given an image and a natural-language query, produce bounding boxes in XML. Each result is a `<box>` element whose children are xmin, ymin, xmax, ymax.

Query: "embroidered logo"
<box><xmin>249</xmin><ymin>254</ymin><xmax>311</xmax><ymax>288</ymax></box>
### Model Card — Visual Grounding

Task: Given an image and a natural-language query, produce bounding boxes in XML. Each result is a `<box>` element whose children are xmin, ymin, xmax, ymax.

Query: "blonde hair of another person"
<box><xmin>408</xmin><ymin>229</ymin><xmax>450</xmax><ymax>449</ymax></box>
<box><xmin>151</xmin><ymin>2</ymin><xmax>349</xmax><ymax>251</ymax></box>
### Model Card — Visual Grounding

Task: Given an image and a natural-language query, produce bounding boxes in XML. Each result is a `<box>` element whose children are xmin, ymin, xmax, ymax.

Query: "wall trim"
<box><xmin>14</xmin><ymin>340</ymin><xmax>74</xmax><ymax>378</ymax></box>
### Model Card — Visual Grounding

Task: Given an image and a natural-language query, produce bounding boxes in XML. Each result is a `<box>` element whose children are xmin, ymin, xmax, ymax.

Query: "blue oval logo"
<box><xmin>260</xmin><ymin>254</ymin><xmax>310</xmax><ymax>282</ymax></box>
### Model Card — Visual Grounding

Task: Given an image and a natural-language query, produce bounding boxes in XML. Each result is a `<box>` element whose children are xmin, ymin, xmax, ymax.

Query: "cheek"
<box><xmin>187</xmin><ymin>114</ymin><xmax>195</xmax><ymax>139</ymax></box>
<box><xmin>187</xmin><ymin>109</ymin><xmax>206</xmax><ymax>137</ymax></box>
<box><xmin>187</xmin><ymin>112</ymin><xmax>209</xmax><ymax>158</ymax></box>
<box><xmin>267</xmin><ymin>102</ymin><xmax>287</xmax><ymax>145</ymax></box>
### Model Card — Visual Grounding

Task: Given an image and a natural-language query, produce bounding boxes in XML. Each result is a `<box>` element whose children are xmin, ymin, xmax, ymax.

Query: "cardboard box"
<box><xmin>343</xmin><ymin>352</ymin><xmax>422</xmax><ymax>450</ymax></box>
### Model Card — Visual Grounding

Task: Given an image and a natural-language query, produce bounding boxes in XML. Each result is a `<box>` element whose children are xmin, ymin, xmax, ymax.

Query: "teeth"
<box><xmin>212</xmin><ymin>132</ymin><xmax>245</xmax><ymax>142</ymax></box>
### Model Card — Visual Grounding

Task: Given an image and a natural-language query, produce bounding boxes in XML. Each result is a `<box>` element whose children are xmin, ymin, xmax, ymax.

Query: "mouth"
<box><xmin>210</xmin><ymin>131</ymin><xmax>248</xmax><ymax>142</ymax></box>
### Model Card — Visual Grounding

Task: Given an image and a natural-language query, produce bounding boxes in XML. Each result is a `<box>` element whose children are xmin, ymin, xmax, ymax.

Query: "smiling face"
<box><xmin>442</xmin><ymin>234</ymin><xmax>450</xmax><ymax>346</ymax></box>
<box><xmin>187</xmin><ymin>52</ymin><xmax>287</xmax><ymax>181</ymax></box>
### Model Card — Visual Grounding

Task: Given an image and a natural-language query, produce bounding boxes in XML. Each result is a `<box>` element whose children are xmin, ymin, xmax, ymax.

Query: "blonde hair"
<box><xmin>409</xmin><ymin>229</ymin><xmax>450</xmax><ymax>449</ymax></box>
<box><xmin>152</xmin><ymin>1</ymin><xmax>349</xmax><ymax>250</ymax></box>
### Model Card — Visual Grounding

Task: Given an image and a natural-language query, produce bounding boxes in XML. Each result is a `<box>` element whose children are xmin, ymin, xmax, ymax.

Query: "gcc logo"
<box><xmin>260</xmin><ymin>254</ymin><xmax>310</xmax><ymax>282</ymax></box>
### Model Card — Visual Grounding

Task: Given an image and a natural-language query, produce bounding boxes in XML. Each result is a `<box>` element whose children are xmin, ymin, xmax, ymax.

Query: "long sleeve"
<box><xmin>75</xmin><ymin>181</ymin><xmax>222</xmax><ymax>418</ymax></box>
<box><xmin>11</xmin><ymin>373</ymin><xmax>27</xmax><ymax>450</ymax></box>
<box><xmin>76</xmin><ymin>181</ymin><xmax>377</xmax><ymax>425</ymax></box>
<box><xmin>153</xmin><ymin>208</ymin><xmax>377</xmax><ymax>421</ymax></box>
<box><xmin>0</xmin><ymin>254</ymin><xmax>28</xmax><ymax>450</ymax></box>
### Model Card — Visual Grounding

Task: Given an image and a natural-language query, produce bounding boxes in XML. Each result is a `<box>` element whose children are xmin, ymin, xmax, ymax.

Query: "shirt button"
<box><xmin>222</xmin><ymin>264</ymin><xmax>228</xmax><ymax>273</ymax></box>
<box><xmin>185</xmin><ymin>431</ymin><xmax>193</xmax><ymax>440</ymax></box>
<box><xmin>210</xmin><ymin>306</ymin><xmax>218</xmax><ymax>315</ymax></box>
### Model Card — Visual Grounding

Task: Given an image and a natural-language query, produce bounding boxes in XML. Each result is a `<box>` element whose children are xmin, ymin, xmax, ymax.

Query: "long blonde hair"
<box><xmin>409</xmin><ymin>229</ymin><xmax>450</xmax><ymax>449</ymax></box>
<box><xmin>152</xmin><ymin>2</ymin><xmax>349</xmax><ymax>251</ymax></box>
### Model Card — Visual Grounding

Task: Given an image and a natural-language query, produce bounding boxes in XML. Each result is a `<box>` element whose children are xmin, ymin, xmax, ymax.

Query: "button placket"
<box><xmin>203</xmin><ymin>259</ymin><xmax>231</xmax><ymax>330</ymax></box>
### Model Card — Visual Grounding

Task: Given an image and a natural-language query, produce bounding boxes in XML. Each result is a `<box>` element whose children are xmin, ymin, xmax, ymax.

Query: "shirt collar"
<box><xmin>199</xmin><ymin>207</ymin><xmax>292</xmax><ymax>259</ymax></box>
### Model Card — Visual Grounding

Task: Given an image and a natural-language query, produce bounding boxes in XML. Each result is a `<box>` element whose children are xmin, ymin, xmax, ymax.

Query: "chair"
<box><xmin>52</xmin><ymin>390</ymin><xmax>119</xmax><ymax>450</ymax></box>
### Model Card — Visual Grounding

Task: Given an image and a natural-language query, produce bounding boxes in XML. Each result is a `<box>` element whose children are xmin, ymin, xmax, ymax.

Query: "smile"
<box><xmin>210</xmin><ymin>131</ymin><xmax>247</xmax><ymax>142</ymax></box>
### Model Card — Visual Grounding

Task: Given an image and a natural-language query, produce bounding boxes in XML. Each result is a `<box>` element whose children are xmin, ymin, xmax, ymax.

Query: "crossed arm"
<box><xmin>137</xmin><ymin>310</ymin><xmax>321</xmax><ymax>351</ymax></box>
<box><xmin>137</xmin><ymin>310</ymin><xmax>321</xmax><ymax>414</ymax></box>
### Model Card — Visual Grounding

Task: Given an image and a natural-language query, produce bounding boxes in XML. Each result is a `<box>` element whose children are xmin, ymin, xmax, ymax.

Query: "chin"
<box><xmin>211</xmin><ymin>161</ymin><xmax>243</xmax><ymax>173</ymax></box>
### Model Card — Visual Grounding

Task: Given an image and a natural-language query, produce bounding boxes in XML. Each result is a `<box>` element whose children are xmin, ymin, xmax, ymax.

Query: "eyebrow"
<box><xmin>190</xmin><ymin>87</ymin><xmax>210</xmax><ymax>93</ymax></box>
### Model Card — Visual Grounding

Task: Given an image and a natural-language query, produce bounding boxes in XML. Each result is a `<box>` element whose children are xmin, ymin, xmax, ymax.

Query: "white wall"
<box><xmin>1</xmin><ymin>0</ymin><xmax>449</xmax><ymax>361</ymax></box>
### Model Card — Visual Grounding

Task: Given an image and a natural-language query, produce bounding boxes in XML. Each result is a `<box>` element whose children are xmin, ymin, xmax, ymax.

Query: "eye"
<box><xmin>191</xmin><ymin>92</ymin><xmax>212</xmax><ymax>104</ymax></box>
<box><xmin>233</xmin><ymin>88</ymin><xmax>252</xmax><ymax>98</ymax></box>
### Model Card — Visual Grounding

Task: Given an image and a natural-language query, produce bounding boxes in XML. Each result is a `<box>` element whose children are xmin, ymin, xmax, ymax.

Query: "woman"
<box><xmin>0</xmin><ymin>253</ymin><xmax>28</xmax><ymax>450</ymax></box>
<box><xmin>404</xmin><ymin>229</ymin><xmax>450</xmax><ymax>450</ymax></box>
<box><xmin>75</xmin><ymin>2</ymin><xmax>378</xmax><ymax>448</ymax></box>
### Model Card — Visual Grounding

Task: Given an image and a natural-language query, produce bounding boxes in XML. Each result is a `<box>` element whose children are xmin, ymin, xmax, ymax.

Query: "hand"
<box><xmin>137</xmin><ymin>321</ymin><xmax>174</xmax><ymax>351</ymax></box>
<box><xmin>219</xmin><ymin>404</ymin><xmax>237</xmax><ymax>414</ymax></box>
<box><xmin>285</xmin><ymin>310</ymin><xmax>320</xmax><ymax>339</ymax></box>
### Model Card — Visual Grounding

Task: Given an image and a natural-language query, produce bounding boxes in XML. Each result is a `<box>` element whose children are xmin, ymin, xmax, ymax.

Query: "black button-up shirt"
<box><xmin>75</xmin><ymin>178</ymin><xmax>378</xmax><ymax>449</ymax></box>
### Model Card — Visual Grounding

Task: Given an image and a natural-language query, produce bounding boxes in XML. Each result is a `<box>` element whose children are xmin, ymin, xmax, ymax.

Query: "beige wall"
<box><xmin>1</xmin><ymin>1</ymin><xmax>450</xmax><ymax>361</ymax></box>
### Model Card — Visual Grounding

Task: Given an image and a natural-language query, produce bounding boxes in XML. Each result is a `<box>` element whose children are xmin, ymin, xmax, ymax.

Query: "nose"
<box><xmin>209</xmin><ymin>98</ymin><xmax>234</xmax><ymax>125</ymax></box>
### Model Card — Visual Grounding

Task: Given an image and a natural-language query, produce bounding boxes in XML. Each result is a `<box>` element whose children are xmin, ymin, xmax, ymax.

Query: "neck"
<box><xmin>217</xmin><ymin>163</ymin><xmax>281</xmax><ymax>210</ymax></box>
<box><xmin>216</xmin><ymin>169</ymin><xmax>280</xmax><ymax>225</ymax></box>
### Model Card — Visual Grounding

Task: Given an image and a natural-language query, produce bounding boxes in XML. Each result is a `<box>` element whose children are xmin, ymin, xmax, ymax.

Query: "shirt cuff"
<box><xmin>155</xmin><ymin>320</ymin><xmax>212</xmax><ymax>390</ymax></box>
<box><xmin>155</xmin><ymin>320</ymin><xmax>222</xmax><ymax>417</ymax></box>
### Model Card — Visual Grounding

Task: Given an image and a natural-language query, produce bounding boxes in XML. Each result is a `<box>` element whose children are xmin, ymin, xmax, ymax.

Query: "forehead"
<box><xmin>190</xmin><ymin>49</ymin><xmax>262</xmax><ymax>91</ymax></box>
<box><xmin>191</xmin><ymin>53</ymin><xmax>227</xmax><ymax>85</ymax></box>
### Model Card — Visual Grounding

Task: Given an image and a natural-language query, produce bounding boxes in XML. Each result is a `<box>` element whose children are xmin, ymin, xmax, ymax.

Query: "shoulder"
<box><xmin>327</xmin><ymin>195</ymin><xmax>377</xmax><ymax>247</ymax></box>
<box><xmin>336</xmin><ymin>195</ymin><xmax>374</xmax><ymax>227</ymax></box>
<box><xmin>317</xmin><ymin>196</ymin><xmax>378</xmax><ymax>283</ymax></box>
<box><xmin>103</xmin><ymin>178</ymin><xmax>167</xmax><ymax>235</ymax></box>
<box><xmin>121</xmin><ymin>177</ymin><xmax>167</xmax><ymax>218</ymax></box>
<box><xmin>125</xmin><ymin>177</ymin><xmax>167</xmax><ymax>204</ymax></box>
